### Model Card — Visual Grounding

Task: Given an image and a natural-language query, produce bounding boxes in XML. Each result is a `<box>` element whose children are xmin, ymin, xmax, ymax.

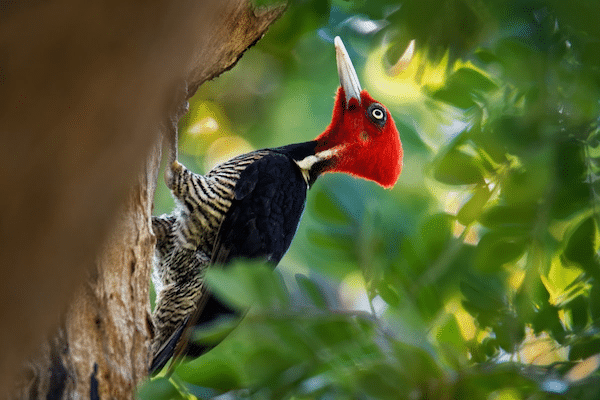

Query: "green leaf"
<box><xmin>503</xmin><ymin>167</ymin><xmax>550</xmax><ymax>206</ymax></box>
<box><xmin>460</xmin><ymin>277</ymin><xmax>505</xmax><ymax>316</ymax></box>
<box><xmin>416</xmin><ymin>284</ymin><xmax>445</xmax><ymax>320</ymax></box>
<box><xmin>550</xmin><ymin>142</ymin><xmax>590</xmax><ymax>220</ymax></box>
<box><xmin>355</xmin><ymin>363</ymin><xmax>405</xmax><ymax>400</ymax></box>
<box><xmin>474</xmin><ymin>48</ymin><xmax>500</xmax><ymax>64</ymax></box>
<box><xmin>311</xmin><ymin>319</ymin><xmax>356</xmax><ymax>346</ymax></box>
<box><xmin>205</xmin><ymin>262</ymin><xmax>289</xmax><ymax>311</ymax></box>
<box><xmin>483</xmin><ymin>337</ymin><xmax>500</xmax><ymax>359</ymax></box>
<box><xmin>295</xmin><ymin>274</ymin><xmax>328</xmax><ymax>309</ymax></box>
<box><xmin>451</xmin><ymin>68</ymin><xmax>498</xmax><ymax>92</ymax></box>
<box><xmin>205</xmin><ymin>268</ymin><xmax>255</xmax><ymax>310</ymax></box>
<box><xmin>419</xmin><ymin>213</ymin><xmax>453</xmax><ymax>259</ymax></box>
<box><xmin>137</xmin><ymin>377</ymin><xmax>185</xmax><ymax>400</ymax></box>
<box><xmin>436</xmin><ymin>314</ymin><xmax>464</xmax><ymax>346</ymax></box>
<box><xmin>434</xmin><ymin>149</ymin><xmax>485</xmax><ymax>185</ymax></box>
<box><xmin>306</xmin><ymin>228</ymin><xmax>354</xmax><ymax>255</ymax></box>
<box><xmin>432</xmin><ymin>88</ymin><xmax>476</xmax><ymax>110</ymax></box>
<box><xmin>242</xmin><ymin>346</ymin><xmax>302</xmax><ymax>388</ymax></box>
<box><xmin>569</xmin><ymin>338</ymin><xmax>600</xmax><ymax>361</ymax></box>
<box><xmin>473</xmin><ymin>232</ymin><xmax>526</xmax><ymax>272</ymax></box>
<box><xmin>390</xmin><ymin>341</ymin><xmax>444</xmax><ymax>382</ymax></box>
<box><xmin>532</xmin><ymin>304</ymin><xmax>559</xmax><ymax>334</ymax></box>
<box><xmin>569</xmin><ymin>295</ymin><xmax>589</xmax><ymax>332</ymax></box>
<box><xmin>532</xmin><ymin>305</ymin><xmax>567</xmax><ymax>344</ymax></box>
<box><xmin>178</xmin><ymin>354</ymin><xmax>242</xmax><ymax>392</ymax></box>
<box><xmin>479</xmin><ymin>204</ymin><xmax>536</xmax><ymax>230</ymax></box>
<box><xmin>311</xmin><ymin>188</ymin><xmax>351</xmax><ymax>225</ymax></box>
<box><xmin>436</xmin><ymin>316</ymin><xmax>468</xmax><ymax>364</ymax></box>
<box><xmin>377</xmin><ymin>284</ymin><xmax>401</xmax><ymax>309</ymax></box>
<box><xmin>494</xmin><ymin>315</ymin><xmax>525</xmax><ymax>353</ymax></box>
<box><xmin>191</xmin><ymin>316</ymin><xmax>240</xmax><ymax>346</ymax></box>
<box><xmin>457</xmin><ymin>184</ymin><xmax>492</xmax><ymax>225</ymax></box>
<box><xmin>563</xmin><ymin>217</ymin><xmax>599</xmax><ymax>276</ymax></box>
<box><xmin>590</xmin><ymin>280</ymin><xmax>600</xmax><ymax>322</ymax></box>
<box><xmin>514</xmin><ymin>277</ymin><xmax>549</xmax><ymax>321</ymax></box>
<box><xmin>432</xmin><ymin>68</ymin><xmax>498</xmax><ymax>108</ymax></box>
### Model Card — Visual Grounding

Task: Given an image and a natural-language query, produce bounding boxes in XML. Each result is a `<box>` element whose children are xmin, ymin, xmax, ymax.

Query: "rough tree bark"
<box><xmin>0</xmin><ymin>0</ymin><xmax>285</xmax><ymax>398</ymax></box>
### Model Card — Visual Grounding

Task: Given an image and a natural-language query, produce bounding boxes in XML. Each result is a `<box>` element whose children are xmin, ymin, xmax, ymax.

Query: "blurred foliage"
<box><xmin>142</xmin><ymin>0</ymin><xmax>600</xmax><ymax>399</ymax></box>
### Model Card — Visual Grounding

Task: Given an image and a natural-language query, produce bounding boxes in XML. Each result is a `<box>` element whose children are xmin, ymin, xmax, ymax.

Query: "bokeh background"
<box><xmin>142</xmin><ymin>0</ymin><xmax>600</xmax><ymax>398</ymax></box>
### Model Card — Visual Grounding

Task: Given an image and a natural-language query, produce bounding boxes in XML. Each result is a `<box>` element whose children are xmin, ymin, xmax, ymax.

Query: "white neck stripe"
<box><xmin>294</xmin><ymin>148</ymin><xmax>339</xmax><ymax>185</ymax></box>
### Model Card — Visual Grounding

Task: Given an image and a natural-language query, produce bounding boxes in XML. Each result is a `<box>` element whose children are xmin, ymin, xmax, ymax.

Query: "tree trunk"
<box><xmin>1</xmin><ymin>0</ymin><xmax>285</xmax><ymax>398</ymax></box>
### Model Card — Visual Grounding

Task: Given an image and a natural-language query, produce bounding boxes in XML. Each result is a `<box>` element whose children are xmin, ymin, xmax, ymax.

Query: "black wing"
<box><xmin>174</xmin><ymin>150</ymin><xmax>309</xmax><ymax>360</ymax></box>
<box><xmin>211</xmin><ymin>150</ymin><xmax>308</xmax><ymax>266</ymax></box>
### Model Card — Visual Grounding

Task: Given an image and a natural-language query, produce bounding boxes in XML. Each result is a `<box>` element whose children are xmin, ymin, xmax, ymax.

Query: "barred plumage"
<box><xmin>151</xmin><ymin>150</ymin><xmax>270</xmax><ymax>371</ymax></box>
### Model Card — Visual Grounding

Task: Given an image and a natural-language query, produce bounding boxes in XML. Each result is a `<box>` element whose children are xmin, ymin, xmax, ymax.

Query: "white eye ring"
<box><xmin>372</xmin><ymin>108</ymin><xmax>384</xmax><ymax>120</ymax></box>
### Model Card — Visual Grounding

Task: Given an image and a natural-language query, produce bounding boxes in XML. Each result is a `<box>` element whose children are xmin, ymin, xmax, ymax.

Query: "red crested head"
<box><xmin>314</xmin><ymin>37</ymin><xmax>403</xmax><ymax>189</ymax></box>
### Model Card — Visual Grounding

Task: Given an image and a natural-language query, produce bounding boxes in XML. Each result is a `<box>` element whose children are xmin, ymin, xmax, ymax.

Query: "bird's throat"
<box><xmin>294</xmin><ymin>147</ymin><xmax>340</xmax><ymax>186</ymax></box>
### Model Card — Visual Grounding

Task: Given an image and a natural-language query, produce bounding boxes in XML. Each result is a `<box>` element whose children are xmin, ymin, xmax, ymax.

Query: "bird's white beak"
<box><xmin>335</xmin><ymin>36</ymin><xmax>362</xmax><ymax>106</ymax></box>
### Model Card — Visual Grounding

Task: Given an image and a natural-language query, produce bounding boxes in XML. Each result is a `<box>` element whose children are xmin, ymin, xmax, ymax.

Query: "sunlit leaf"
<box><xmin>457</xmin><ymin>184</ymin><xmax>491</xmax><ymax>225</ymax></box>
<box><xmin>436</xmin><ymin>315</ymin><xmax>469</xmax><ymax>365</ymax></box>
<box><xmin>544</xmin><ymin>259</ymin><xmax>584</xmax><ymax>306</ymax></box>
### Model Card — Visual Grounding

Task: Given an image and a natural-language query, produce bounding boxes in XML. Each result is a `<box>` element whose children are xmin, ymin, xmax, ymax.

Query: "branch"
<box><xmin>2</xmin><ymin>0</ymin><xmax>284</xmax><ymax>397</ymax></box>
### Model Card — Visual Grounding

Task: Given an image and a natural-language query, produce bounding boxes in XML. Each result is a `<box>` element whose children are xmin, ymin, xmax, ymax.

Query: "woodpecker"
<box><xmin>150</xmin><ymin>37</ymin><xmax>403</xmax><ymax>373</ymax></box>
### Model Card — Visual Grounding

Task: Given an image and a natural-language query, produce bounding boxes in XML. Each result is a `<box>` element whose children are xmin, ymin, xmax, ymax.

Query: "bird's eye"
<box><xmin>367</xmin><ymin>103</ymin><xmax>387</xmax><ymax>126</ymax></box>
